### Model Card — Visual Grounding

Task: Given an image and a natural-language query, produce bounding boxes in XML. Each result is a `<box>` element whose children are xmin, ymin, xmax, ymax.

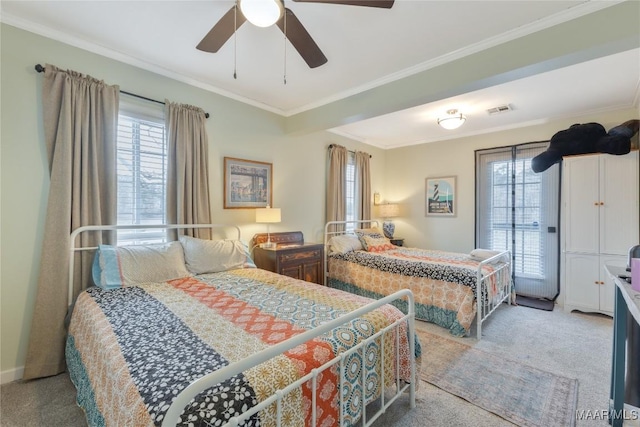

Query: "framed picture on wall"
<box><xmin>224</xmin><ymin>157</ymin><xmax>272</xmax><ymax>209</ymax></box>
<box><xmin>425</xmin><ymin>176</ymin><xmax>456</xmax><ymax>217</ymax></box>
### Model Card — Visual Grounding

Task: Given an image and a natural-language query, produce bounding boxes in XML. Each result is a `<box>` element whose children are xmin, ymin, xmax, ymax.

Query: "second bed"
<box><xmin>325</xmin><ymin>221</ymin><xmax>513</xmax><ymax>339</ymax></box>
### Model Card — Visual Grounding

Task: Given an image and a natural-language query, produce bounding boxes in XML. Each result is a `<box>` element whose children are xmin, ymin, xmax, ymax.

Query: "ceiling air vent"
<box><xmin>487</xmin><ymin>104</ymin><xmax>513</xmax><ymax>115</ymax></box>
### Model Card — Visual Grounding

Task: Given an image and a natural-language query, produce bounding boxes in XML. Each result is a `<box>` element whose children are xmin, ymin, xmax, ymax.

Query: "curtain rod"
<box><xmin>328</xmin><ymin>144</ymin><xmax>372</xmax><ymax>158</ymax></box>
<box><xmin>35</xmin><ymin>64</ymin><xmax>209</xmax><ymax>119</ymax></box>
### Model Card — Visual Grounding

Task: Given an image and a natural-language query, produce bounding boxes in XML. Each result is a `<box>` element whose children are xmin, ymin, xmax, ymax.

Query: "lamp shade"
<box><xmin>240</xmin><ymin>0</ymin><xmax>284</xmax><ymax>28</ymax></box>
<box><xmin>379</xmin><ymin>203</ymin><xmax>400</xmax><ymax>219</ymax></box>
<box><xmin>437</xmin><ymin>109</ymin><xmax>466</xmax><ymax>130</ymax></box>
<box><xmin>256</xmin><ymin>206</ymin><xmax>281</xmax><ymax>223</ymax></box>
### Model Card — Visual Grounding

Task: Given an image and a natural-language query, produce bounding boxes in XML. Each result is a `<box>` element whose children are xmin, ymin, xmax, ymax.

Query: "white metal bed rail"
<box><xmin>68</xmin><ymin>224</ymin><xmax>241</xmax><ymax>306</ymax></box>
<box><xmin>324</xmin><ymin>220</ymin><xmax>380</xmax><ymax>286</ymax></box>
<box><xmin>163</xmin><ymin>289</ymin><xmax>417</xmax><ymax>427</ymax></box>
<box><xmin>475</xmin><ymin>250</ymin><xmax>512</xmax><ymax>339</ymax></box>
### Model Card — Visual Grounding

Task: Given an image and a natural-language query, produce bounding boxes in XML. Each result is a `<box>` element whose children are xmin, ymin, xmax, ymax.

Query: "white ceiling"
<box><xmin>332</xmin><ymin>48</ymin><xmax>640</xmax><ymax>148</ymax></box>
<box><xmin>2</xmin><ymin>0</ymin><xmax>638</xmax><ymax>149</ymax></box>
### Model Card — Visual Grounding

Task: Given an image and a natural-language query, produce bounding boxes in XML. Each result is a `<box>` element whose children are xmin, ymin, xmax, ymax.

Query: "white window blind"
<box><xmin>345</xmin><ymin>151</ymin><xmax>356</xmax><ymax>231</ymax></box>
<box><xmin>117</xmin><ymin>97</ymin><xmax>167</xmax><ymax>244</ymax></box>
<box><xmin>481</xmin><ymin>156</ymin><xmax>543</xmax><ymax>277</ymax></box>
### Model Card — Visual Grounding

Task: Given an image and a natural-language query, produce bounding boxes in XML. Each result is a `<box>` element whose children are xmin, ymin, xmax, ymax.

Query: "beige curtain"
<box><xmin>165</xmin><ymin>101</ymin><xmax>212</xmax><ymax>239</ymax></box>
<box><xmin>355</xmin><ymin>151</ymin><xmax>371</xmax><ymax>220</ymax></box>
<box><xmin>24</xmin><ymin>64</ymin><xmax>119</xmax><ymax>380</ymax></box>
<box><xmin>326</xmin><ymin>144</ymin><xmax>348</xmax><ymax>231</ymax></box>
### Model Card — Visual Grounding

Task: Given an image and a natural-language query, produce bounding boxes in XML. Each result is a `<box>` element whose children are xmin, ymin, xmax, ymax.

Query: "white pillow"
<box><xmin>329</xmin><ymin>234</ymin><xmax>363</xmax><ymax>254</ymax></box>
<box><xmin>93</xmin><ymin>241</ymin><xmax>192</xmax><ymax>288</ymax></box>
<box><xmin>470</xmin><ymin>249</ymin><xmax>502</xmax><ymax>261</ymax></box>
<box><xmin>179</xmin><ymin>235</ymin><xmax>256</xmax><ymax>274</ymax></box>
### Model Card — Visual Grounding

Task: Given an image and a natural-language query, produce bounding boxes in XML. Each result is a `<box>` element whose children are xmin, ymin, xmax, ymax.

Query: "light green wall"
<box><xmin>384</xmin><ymin>108</ymin><xmax>639</xmax><ymax>254</ymax></box>
<box><xmin>2</xmin><ymin>1</ymin><xmax>639</xmax><ymax>378</ymax></box>
<box><xmin>0</xmin><ymin>23</ymin><xmax>385</xmax><ymax>377</ymax></box>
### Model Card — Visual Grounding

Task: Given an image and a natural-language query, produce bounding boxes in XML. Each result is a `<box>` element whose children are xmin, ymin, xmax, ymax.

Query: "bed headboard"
<box><xmin>68</xmin><ymin>224</ymin><xmax>241</xmax><ymax>305</ymax></box>
<box><xmin>323</xmin><ymin>220</ymin><xmax>379</xmax><ymax>286</ymax></box>
<box><xmin>323</xmin><ymin>220</ymin><xmax>379</xmax><ymax>248</ymax></box>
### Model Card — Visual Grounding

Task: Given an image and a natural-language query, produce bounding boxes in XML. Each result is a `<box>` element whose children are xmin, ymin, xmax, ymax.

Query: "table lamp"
<box><xmin>255</xmin><ymin>205</ymin><xmax>281</xmax><ymax>248</ymax></box>
<box><xmin>379</xmin><ymin>203</ymin><xmax>399</xmax><ymax>239</ymax></box>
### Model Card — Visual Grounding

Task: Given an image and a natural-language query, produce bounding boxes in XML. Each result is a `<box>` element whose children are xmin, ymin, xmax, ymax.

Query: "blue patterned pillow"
<box><xmin>92</xmin><ymin>245</ymin><xmax>123</xmax><ymax>290</ymax></box>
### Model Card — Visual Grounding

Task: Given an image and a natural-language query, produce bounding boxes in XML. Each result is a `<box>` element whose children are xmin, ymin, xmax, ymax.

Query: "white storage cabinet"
<box><xmin>563</xmin><ymin>152</ymin><xmax>639</xmax><ymax>315</ymax></box>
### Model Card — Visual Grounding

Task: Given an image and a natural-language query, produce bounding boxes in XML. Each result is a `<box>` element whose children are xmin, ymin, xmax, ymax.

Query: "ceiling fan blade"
<box><xmin>292</xmin><ymin>0</ymin><xmax>394</xmax><ymax>8</ymax></box>
<box><xmin>197</xmin><ymin>6</ymin><xmax>247</xmax><ymax>53</ymax></box>
<box><xmin>277</xmin><ymin>8</ymin><xmax>327</xmax><ymax>68</ymax></box>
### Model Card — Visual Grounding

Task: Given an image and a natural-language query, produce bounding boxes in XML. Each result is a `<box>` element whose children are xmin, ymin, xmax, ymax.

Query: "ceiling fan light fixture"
<box><xmin>239</xmin><ymin>0</ymin><xmax>284</xmax><ymax>28</ymax></box>
<box><xmin>437</xmin><ymin>109</ymin><xmax>466</xmax><ymax>130</ymax></box>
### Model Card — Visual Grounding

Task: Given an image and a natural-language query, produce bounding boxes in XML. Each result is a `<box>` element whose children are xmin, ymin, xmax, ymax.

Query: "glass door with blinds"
<box><xmin>476</xmin><ymin>142</ymin><xmax>560</xmax><ymax>300</ymax></box>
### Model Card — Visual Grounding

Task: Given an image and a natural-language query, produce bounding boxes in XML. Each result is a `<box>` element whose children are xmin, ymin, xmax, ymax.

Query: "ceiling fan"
<box><xmin>197</xmin><ymin>0</ymin><xmax>395</xmax><ymax>68</ymax></box>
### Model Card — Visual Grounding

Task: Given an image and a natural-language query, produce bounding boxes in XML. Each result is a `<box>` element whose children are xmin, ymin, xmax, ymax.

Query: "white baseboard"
<box><xmin>1</xmin><ymin>366</ymin><xmax>24</xmax><ymax>384</ymax></box>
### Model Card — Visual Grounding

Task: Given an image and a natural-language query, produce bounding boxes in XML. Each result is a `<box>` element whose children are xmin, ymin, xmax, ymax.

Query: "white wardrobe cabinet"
<box><xmin>564</xmin><ymin>253</ymin><xmax>626</xmax><ymax>315</ymax></box>
<box><xmin>563</xmin><ymin>152</ymin><xmax>639</xmax><ymax>315</ymax></box>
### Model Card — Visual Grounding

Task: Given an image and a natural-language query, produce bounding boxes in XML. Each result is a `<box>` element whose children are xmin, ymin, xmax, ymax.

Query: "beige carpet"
<box><xmin>418</xmin><ymin>329</ymin><xmax>578</xmax><ymax>427</ymax></box>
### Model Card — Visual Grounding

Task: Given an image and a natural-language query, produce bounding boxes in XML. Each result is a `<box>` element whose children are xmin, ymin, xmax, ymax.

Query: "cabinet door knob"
<box><xmin>600</xmin><ymin>202</ymin><xmax>604</xmax><ymax>206</ymax></box>
<box><xmin>594</xmin><ymin>202</ymin><xmax>599</xmax><ymax>206</ymax></box>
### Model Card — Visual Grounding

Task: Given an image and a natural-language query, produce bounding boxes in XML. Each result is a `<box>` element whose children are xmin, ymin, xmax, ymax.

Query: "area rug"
<box><xmin>418</xmin><ymin>330</ymin><xmax>578</xmax><ymax>427</ymax></box>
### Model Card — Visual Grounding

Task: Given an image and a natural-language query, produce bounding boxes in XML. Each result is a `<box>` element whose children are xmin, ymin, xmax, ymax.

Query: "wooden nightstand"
<box><xmin>252</xmin><ymin>232</ymin><xmax>325</xmax><ymax>285</ymax></box>
<box><xmin>389</xmin><ymin>238</ymin><xmax>404</xmax><ymax>247</ymax></box>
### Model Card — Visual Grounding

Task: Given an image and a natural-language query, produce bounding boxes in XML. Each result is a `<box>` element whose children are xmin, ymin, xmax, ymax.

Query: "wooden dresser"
<box><xmin>252</xmin><ymin>231</ymin><xmax>324</xmax><ymax>285</ymax></box>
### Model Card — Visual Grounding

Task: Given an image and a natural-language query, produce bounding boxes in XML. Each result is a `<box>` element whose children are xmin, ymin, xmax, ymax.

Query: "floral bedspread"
<box><xmin>328</xmin><ymin>248</ymin><xmax>507</xmax><ymax>336</ymax></box>
<box><xmin>66</xmin><ymin>268</ymin><xmax>416</xmax><ymax>427</ymax></box>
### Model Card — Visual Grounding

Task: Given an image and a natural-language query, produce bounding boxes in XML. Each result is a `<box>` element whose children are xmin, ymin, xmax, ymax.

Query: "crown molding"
<box><xmin>284</xmin><ymin>1</ymin><xmax>625</xmax><ymax>117</ymax></box>
<box><xmin>1</xmin><ymin>1</ymin><xmax>624</xmax><ymax>118</ymax></box>
<box><xmin>0</xmin><ymin>12</ymin><xmax>287</xmax><ymax>116</ymax></box>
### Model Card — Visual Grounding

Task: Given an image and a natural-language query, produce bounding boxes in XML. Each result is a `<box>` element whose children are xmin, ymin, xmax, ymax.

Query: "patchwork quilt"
<box><xmin>67</xmin><ymin>268</ymin><xmax>417</xmax><ymax>427</ymax></box>
<box><xmin>328</xmin><ymin>248</ymin><xmax>506</xmax><ymax>337</ymax></box>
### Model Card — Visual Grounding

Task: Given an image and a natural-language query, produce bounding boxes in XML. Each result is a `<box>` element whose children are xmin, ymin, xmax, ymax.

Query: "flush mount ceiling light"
<box><xmin>239</xmin><ymin>0</ymin><xmax>284</xmax><ymax>28</ymax></box>
<box><xmin>437</xmin><ymin>109</ymin><xmax>467</xmax><ymax>130</ymax></box>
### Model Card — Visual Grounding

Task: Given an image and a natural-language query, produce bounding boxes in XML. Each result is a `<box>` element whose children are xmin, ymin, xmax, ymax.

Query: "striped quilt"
<box><xmin>66</xmin><ymin>268</ymin><xmax>417</xmax><ymax>427</ymax></box>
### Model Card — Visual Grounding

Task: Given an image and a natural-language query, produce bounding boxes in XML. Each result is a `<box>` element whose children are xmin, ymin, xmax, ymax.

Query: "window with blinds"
<box><xmin>116</xmin><ymin>99</ymin><xmax>167</xmax><ymax>245</ymax></box>
<box><xmin>345</xmin><ymin>151</ymin><xmax>356</xmax><ymax>231</ymax></box>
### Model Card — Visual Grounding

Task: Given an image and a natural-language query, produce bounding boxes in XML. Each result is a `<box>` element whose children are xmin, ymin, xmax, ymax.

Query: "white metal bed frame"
<box><xmin>323</xmin><ymin>220</ymin><xmax>513</xmax><ymax>340</ymax></box>
<box><xmin>68</xmin><ymin>224</ymin><xmax>416</xmax><ymax>427</ymax></box>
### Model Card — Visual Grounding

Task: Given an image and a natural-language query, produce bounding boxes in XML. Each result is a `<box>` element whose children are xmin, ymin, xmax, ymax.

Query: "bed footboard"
<box><xmin>475</xmin><ymin>251</ymin><xmax>512</xmax><ymax>339</ymax></box>
<box><xmin>163</xmin><ymin>289</ymin><xmax>417</xmax><ymax>427</ymax></box>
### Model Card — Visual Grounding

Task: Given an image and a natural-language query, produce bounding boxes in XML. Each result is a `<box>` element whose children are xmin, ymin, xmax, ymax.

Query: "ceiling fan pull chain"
<box><xmin>233</xmin><ymin>3</ymin><xmax>237</xmax><ymax>79</ymax></box>
<box><xmin>283</xmin><ymin>10</ymin><xmax>287</xmax><ymax>85</ymax></box>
